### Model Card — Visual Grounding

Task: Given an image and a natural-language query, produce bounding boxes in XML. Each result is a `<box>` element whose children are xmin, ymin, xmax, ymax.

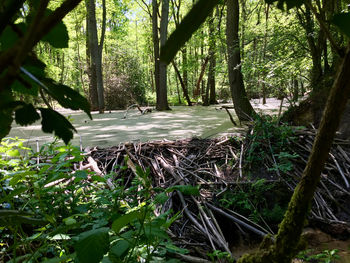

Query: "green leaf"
<box><xmin>164</xmin><ymin>243</ymin><xmax>189</xmax><ymax>254</ymax></box>
<box><xmin>167</xmin><ymin>185</ymin><xmax>200</xmax><ymax>195</ymax></box>
<box><xmin>6</xmin><ymin>149</ymin><xmax>20</xmax><ymax>157</ymax></box>
<box><xmin>75</xmin><ymin>227</ymin><xmax>110</xmax><ymax>263</ymax></box>
<box><xmin>144</xmin><ymin>224</ymin><xmax>169</xmax><ymax>240</ymax></box>
<box><xmin>0</xmin><ymin>89</ymin><xmax>14</xmax><ymax>139</ymax></box>
<box><xmin>91</xmin><ymin>175</ymin><xmax>106</xmax><ymax>182</ymax></box>
<box><xmin>42</xmin><ymin>10</ymin><xmax>69</xmax><ymax>48</ymax></box>
<box><xmin>15</xmin><ymin>103</ymin><xmax>40</xmax><ymax>126</ymax></box>
<box><xmin>11</xmin><ymin>79</ymin><xmax>39</xmax><ymax>96</ymax></box>
<box><xmin>43</xmin><ymin>79</ymin><xmax>91</xmax><ymax>119</ymax></box>
<box><xmin>154</xmin><ymin>192</ymin><xmax>168</xmax><ymax>205</ymax></box>
<box><xmin>112</xmin><ymin>211</ymin><xmax>142</xmax><ymax>233</ymax></box>
<box><xmin>39</xmin><ymin>108</ymin><xmax>76</xmax><ymax>144</ymax></box>
<box><xmin>0</xmin><ymin>23</ymin><xmax>26</xmax><ymax>50</ymax></box>
<box><xmin>43</xmin><ymin>254</ymin><xmax>76</xmax><ymax>263</ymax></box>
<box><xmin>23</xmin><ymin>56</ymin><xmax>47</xmax><ymax>78</ymax></box>
<box><xmin>0</xmin><ymin>186</ymin><xmax>26</xmax><ymax>203</ymax></box>
<box><xmin>160</xmin><ymin>0</ymin><xmax>218</xmax><ymax>64</ymax></box>
<box><xmin>332</xmin><ymin>13</ymin><xmax>350</xmax><ymax>38</ymax></box>
<box><xmin>108</xmin><ymin>240</ymin><xmax>130</xmax><ymax>261</ymax></box>
<box><xmin>63</xmin><ymin>217</ymin><xmax>77</xmax><ymax>225</ymax></box>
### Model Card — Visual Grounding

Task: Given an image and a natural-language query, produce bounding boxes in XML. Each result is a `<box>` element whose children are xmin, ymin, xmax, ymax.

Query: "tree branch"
<box><xmin>0</xmin><ymin>0</ymin><xmax>26</xmax><ymax>35</ymax></box>
<box><xmin>0</xmin><ymin>0</ymin><xmax>83</xmax><ymax>91</ymax></box>
<box><xmin>305</xmin><ymin>0</ymin><xmax>344</xmax><ymax>57</ymax></box>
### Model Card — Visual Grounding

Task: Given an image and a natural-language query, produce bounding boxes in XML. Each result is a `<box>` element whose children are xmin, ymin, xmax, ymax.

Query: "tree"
<box><xmin>86</xmin><ymin>0</ymin><xmax>106</xmax><ymax>113</ymax></box>
<box><xmin>171</xmin><ymin>0</ymin><xmax>192</xmax><ymax>106</ymax></box>
<box><xmin>226</xmin><ymin>0</ymin><xmax>255</xmax><ymax>121</ymax></box>
<box><xmin>152</xmin><ymin>0</ymin><xmax>170</xmax><ymax>111</ymax></box>
<box><xmin>203</xmin><ymin>11</ymin><xmax>217</xmax><ymax>106</ymax></box>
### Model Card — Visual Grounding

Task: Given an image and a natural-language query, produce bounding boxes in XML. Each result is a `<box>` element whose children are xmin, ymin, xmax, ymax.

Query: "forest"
<box><xmin>1</xmin><ymin>0</ymin><xmax>350</xmax><ymax>262</ymax></box>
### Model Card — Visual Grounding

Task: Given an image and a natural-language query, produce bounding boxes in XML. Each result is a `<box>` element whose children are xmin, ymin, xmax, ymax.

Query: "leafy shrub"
<box><xmin>296</xmin><ymin>249</ymin><xmax>340</xmax><ymax>263</ymax></box>
<box><xmin>104</xmin><ymin>48</ymin><xmax>148</xmax><ymax>110</ymax></box>
<box><xmin>245</xmin><ymin>114</ymin><xmax>298</xmax><ymax>173</ymax></box>
<box><xmin>219</xmin><ymin>179</ymin><xmax>286</xmax><ymax>224</ymax></box>
<box><xmin>0</xmin><ymin>138</ymin><xmax>191</xmax><ymax>262</ymax></box>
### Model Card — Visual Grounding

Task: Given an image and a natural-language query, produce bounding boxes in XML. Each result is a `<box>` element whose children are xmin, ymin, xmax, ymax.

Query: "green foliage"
<box><xmin>0</xmin><ymin>1</ymin><xmax>91</xmax><ymax>144</ymax></box>
<box><xmin>104</xmin><ymin>48</ymin><xmax>148</xmax><ymax>109</ymax></box>
<box><xmin>41</xmin><ymin>10</ymin><xmax>69</xmax><ymax>48</ymax></box>
<box><xmin>160</xmin><ymin>0</ymin><xmax>219</xmax><ymax>64</ymax></box>
<box><xmin>296</xmin><ymin>249</ymin><xmax>341</xmax><ymax>263</ymax></box>
<box><xmin>265</xmin><ymin>0</ymin><xmax>304</xmax><ymax>10</ymax></box>
<box><xmin>0</xmin><ymin>139</ymin><xmax>187</xmax><ymax>262</ymax></box>
<box><xmin>246</xmin><ymin>115</ymin><xmax>298</xmax><ymax>173</ymax></box>
<box><xmin>219</xmin><ymin>179</ymin><xmax>287</xmax><ymax>224</ymax></box>
<box><xmin>75</xmin><ymin>227</ymin><xmax>110</xmax><ymax>263</ymax></box>
<box><xmin>332</xmin><ymin>13</ymin><xmax>350</xmax><ymax>38</ymax></box>
<box><xmin>207</xmin><ymin>250</ymin><xmax>234</xmax><ymax>262</ymax></box>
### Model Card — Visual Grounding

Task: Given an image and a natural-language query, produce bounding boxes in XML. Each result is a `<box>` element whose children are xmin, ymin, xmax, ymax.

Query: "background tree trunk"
<box><xmin>152</xmin><ymin>0</ymin><xmax>160</xmax><ymax>107</ymax></box>
<box><xmin>172</xmin><ymin>61</ymin><xmax>192</xmax><ymax>106</ymax></box>
<box><xmin>85</xmin><ymin>12</ymin><xmax>98</xmax><ymax>110</ymax></box>
<box><xmin>157</xmin><ymin>0</ymin><xmax>170</xmax><ymax>110</ymax></box>
<box><xmin>226</xmin><ymin>0</ymin><xmax>255</xmax><ymax>121</ymax></box>
<box><xmin>86</xmin><ymin>0</ymin><xmax>105</xmax><ymax>113</ymax></box>
<box><xmin>209</xmin><ymin>11</ymin><xmax>217</xmax><ymax>105</ymax></box>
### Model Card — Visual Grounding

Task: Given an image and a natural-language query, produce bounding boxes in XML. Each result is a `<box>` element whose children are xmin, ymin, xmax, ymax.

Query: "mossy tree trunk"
<box><xmin>238</xmin><ymin>43</ymin><xmax>350</xmax><ymax>263</ymax></box>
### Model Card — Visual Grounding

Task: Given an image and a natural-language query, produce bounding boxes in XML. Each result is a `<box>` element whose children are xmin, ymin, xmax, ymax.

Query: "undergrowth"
<box><xmin>245</xmin><ymin>115</ymin><xmax>299</xmax><ymax>174</ymax></box>
<box><xmin>218</xmin><ymin>116</ymin><xmax>299</xmax><ymax>228</ymax></box>
<box><xmin>219</xmin><ymin>179</ymin><xmax>287</xmax><ymax>225</ymax></box>
<box><xmin>0</xmin><ymin>138</ymin><xmax>196</xmax><ymax>263</ymax></box>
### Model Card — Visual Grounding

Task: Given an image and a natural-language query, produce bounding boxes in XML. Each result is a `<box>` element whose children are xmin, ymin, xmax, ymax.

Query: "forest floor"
<box><xmin>8</xmin><ymin>98</ymin><xmax>286</xmax><ymax>148</ymax></box>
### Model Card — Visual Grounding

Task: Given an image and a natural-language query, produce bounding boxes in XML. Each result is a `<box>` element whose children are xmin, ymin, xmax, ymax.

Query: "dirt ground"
<box><xmin>7</xmin><ymin>98</ymin><xmax>287</xmax><ymax>149</ymax></box>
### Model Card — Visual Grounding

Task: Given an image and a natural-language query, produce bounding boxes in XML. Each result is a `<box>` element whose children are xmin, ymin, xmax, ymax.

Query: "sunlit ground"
<box><xmin>8</xmin><ymin>98</ymin><xmax>288</xmax><ymax>148</ymax></box>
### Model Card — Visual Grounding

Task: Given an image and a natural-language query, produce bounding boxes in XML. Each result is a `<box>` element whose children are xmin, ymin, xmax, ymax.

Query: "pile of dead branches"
<box><xmin>84</xmin><ymin>129</ymin><xmax>350</xmax><ymax>261</ymax></box>
<box><xmin>288</xmin><ymin>129</ymin><xmax>350</xmax><ymax>233</ymax></box>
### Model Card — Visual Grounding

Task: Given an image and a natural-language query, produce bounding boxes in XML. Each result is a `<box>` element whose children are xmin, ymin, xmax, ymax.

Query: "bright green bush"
<box><xmin>0</xmin><ymin>138</ymin><xmax>193</xmax><ymax>262</ymax></box>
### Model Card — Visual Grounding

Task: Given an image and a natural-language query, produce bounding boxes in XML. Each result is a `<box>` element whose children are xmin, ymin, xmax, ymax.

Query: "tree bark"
<box><xmin>182</xmin><ymin>47</ymin><xmax>188</xmax><ymax>99</ymax></box>
<box><xmin>195</xmin><ymin>55</ymin><xmax>209</xmax><ymax>98</ymax></box>
<box><xmin>152</xmin><ymin>0</ymin><xmax>160</xmax><ymax>107</ymax></box>
<box><xmin>226</xmin><ymin>0</ymin><xmax>255</xmax><ymax>121</ymax></box>
<box><xmin>208</xmin><ymin>11</ymin><xmax>217</xmax><ymax>105</ymax></box>
<box><xmin>261</xmin><ymin>4</ymin><xmax>269</xmax><ymax>105</ymax></box>
<box><xmin>86</xmin><ymin>0</ymin><xmax>105</xmax><ymax>113</ymax></box>
<box><xmin>157</xmin><ymin>0</ymin><xmax>170</xmax><ymax>110</ymax></box>
<box><xmin>85</xmin><ymin>10</ymin><xmax>98</xmax><ymax>110</ymax></box>
<box><xmin>172</xmin><ymin>61</ymin><xmax>192</xmax><ymax>106</ymax></box>
<box><xmin>238</xmin><ymin>43</ymin><xmax>350</xmax><ymax>263</ymax></box>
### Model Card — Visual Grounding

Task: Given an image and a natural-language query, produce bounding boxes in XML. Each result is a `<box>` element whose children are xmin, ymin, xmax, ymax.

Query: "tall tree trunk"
<box><xmin>97</xmin><ymin>0</ymin><xmax>106</xmax><ymax>113</ymax></box>
<box><xmin>238</xmin><ymin>42</ymin><xmax>350</xmax><ymax>263</ymax></box>
<box><xmin>86</xmin><ymin>0</ymin><xmax>105</xmax><ymax>113</ymax></box>
<box><xmin>195</xmin><ymin>55</ymin><xmax>209</xmax><ymax>98</ymax></box>
<box><xmin>158</xmin><ymin>0</ymin><xmax>170</xmax><ymax>110</ymax></box>
<box><xmin>261</xmin><ymin>4</ymin><xmax>269</xmax><ymax>105</ymax></box>
<box><xmin>85</xmin><ymin>11</ymin><xmax>98</xmax><ymax>110</ymax></box>
<box><xmin>75</xmin><ymin>22</ymin><xmax>86</xmax><ymax>94</ymax></box>
<box><xmin>152</xmin><ymin>0</ymin><xmax>161</xmax><ymax>107</ymax></box>
<box><xmin>182</xmin><ymin>46</ymin><xmax>188</xmax><ymax>99</ymax></box>
<box><xmin>226</xmin><ymin>0</ymin><xmax>255</xmax><ymax>121</ymax></box>
<box><xmin>293</xmin><ymin>78</ymin><xmax>299</xmax><ymax>102</ymax></box>
<box><xmin>209</xmin><ymin>11</ymin><xmax>217</xmax><ymax>105</ymax></box>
